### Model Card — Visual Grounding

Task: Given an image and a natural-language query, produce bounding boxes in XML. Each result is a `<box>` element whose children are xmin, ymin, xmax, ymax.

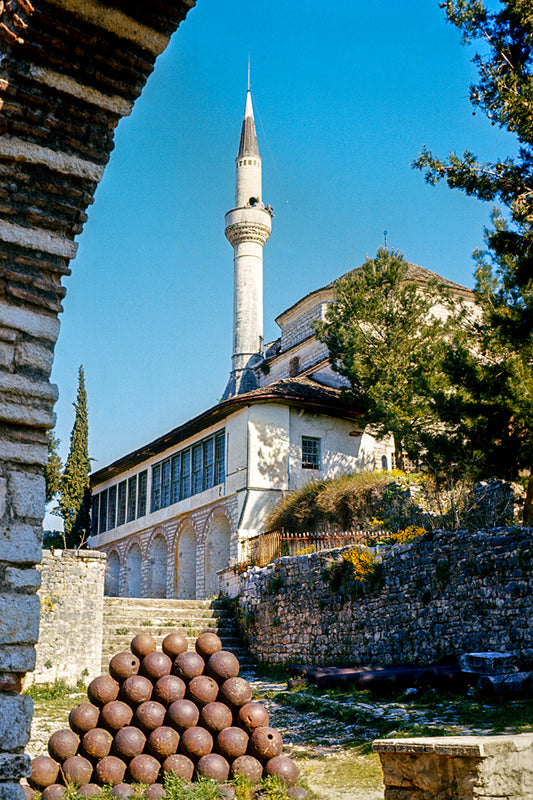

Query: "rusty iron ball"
<box><xmin>186</xmin><ymin>675</ymin><xmax>219</xmax><ymax>707</ymax></box>
<box><xmin>195</xmin><ymin>753</ymin><xmax>230</xmax><ymax>782</ymax></box>
<box><xmin>128</xmin><ymin>753</ymin><xmax>161</xmax><ymax>785</ymax></box>
<box><xmin>77</xmin><ymin>784</ymin><xmax>101</xmax><ymax>797</ymax></box>
<box><xmin>140</xmin><ymin>651</ymin><xmax>173</xmax><ymax>682</ymax></box>
<box><xmin>61</xmin><ymin>755</ymin><xmax>93</xmax><ymax>787</ymax></box>
<box><xmin>109</xmin><ymin>785</ymin><xmax>134</xmax><ymax>799</ymax></box>
<box><xmin>162</xmin><ymin>754</ymin><xmax>194</xmax><ymax>782</ymax></box>
<box><xmin>230</xmin><ymin>754</ymin><xmax>264</xmax><ymax>783</ymax></box>
<box><xmin>264</xmin><ymin>755</ymin><xmax>299</xmax><ymax>786</ymax></box>
<box><xmin>133</xmin><ymin>700</ymin><xmax>167</xmax><ymax>733</ymax></box>
<box><xmin>215</xmin><ymin>726</ymin><xmax>249</xmax><ymax>760</ymax></box>
<box><xmin>237</xmin><ymin>702</ymin><xmax>270</xmax><ymax>733</ymax></box>
<box><xmin>120</xmin><ymin>674</ymin><xmax>153</xmax><ymax>707</ymax></box>
<box><xmin>147</xmin><ymin>726</ymin><xmax>180</xmax><ymax>760</ymax></box>
<box><xmin>99</xmin><ymin>701</ymin><xmax>133</xmax><ymax>732</ymax></box>
<box><xmin>199</xmin><ymin>702</ymin><xmax>233</xmax><ymax>735</ymax></box>
<box><xmin>80</xmin><ymin>728</ymin><xmax>113</xmax><ymax>761</ymax></box>
<box><xmin>206</xmin><ymin>650</ymin><xmax>240</xmax><ymax>684</ymax></box>
<box><xmin>166</xmin><ymin>699</ymin><xmax>199</xmax><ymax>732</ymax></box>
<box><xmin>28</xmin><ymin>756</ymin><xmax>60</xmax><ymax>790</ymax></box>
<box><xmin>130</xmin><ymin>632</ymin><xmax>156</xmax><ymax>659</ymax></box>
<box><xmin>195</xmin><ymin>631</ymin><xmax>222</xmax><ymax>660</ymax></box>
<box><xmin>162</xmin><ymin>632</ymin><xmax>188</xmax><ymax>659</ymax></box>
<box><xmin>249</xmin><ymin>727</ymin><xmax>284</xmax><ymax>762</ymax></box>
<box><xmin>95</xmin><ymin>755</ymin><xmax>127</xmax><ymax>786</ymax></box>
<box><xmin>24</xmin><ymin>788</ymin><xmax>37</xmax><ymax>800</ymax></box>
<box><xmin>219</xmin><ymin>677</ymin><xmax>252</xmax><ymax>709</ymax></box>
<box><xmin>69</xmin><ymin>703</ymin><xmax>100</xmax><ymax>735</ymax></box>
<box><xmin>41</xmin><ymin>786</ymin><xmax>65</xmax><ymax>800</ymax></box>
<box><xmin>173</xmin><ymin>651</ymin><xmax>204</xmax><ymax>681</ymax></box>
<box><xmin>179</xmin><ymin>726</ymin><xmax>213</xmax><ymax>761</ymax></box>
<box><xmin>112</xmin><ymin>726</ymin><xmax>146</xmax><ymax>760</ymax></box>
<box><xmin>87</xmin><ymin>676</ymin><xmax>120</xmax><ymax>708</ymax></box>
<box><xmin>47</xmin><ymin>729</ymin><xmax>79</xmax><ymax>763</ymax></box>
<box><xmin>144</xmin><ymin>784</ymin><xmax>166</xmax><ymax>800</ymax></box>
<box><xmin>109</xmin><ymin>651</ymin><xmax>140</xmax><ymax>683</ymax></box>
<box><xmin>153</xmin><ymin>675</ymin><xmax>186</xmax><ymax>705</ymax></box>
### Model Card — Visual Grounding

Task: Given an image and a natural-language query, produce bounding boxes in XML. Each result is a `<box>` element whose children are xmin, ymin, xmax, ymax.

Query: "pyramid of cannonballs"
<box><xmin>26</xmin><ymin>631</ymin><xmax>306</xmax><ymax>799</ymax></box>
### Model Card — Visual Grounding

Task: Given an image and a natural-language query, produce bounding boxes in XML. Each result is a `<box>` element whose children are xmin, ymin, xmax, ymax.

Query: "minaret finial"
<box><xmin>247</xmin><ymin>56</ymin><xmax>251</xmax><ymax>91</ymax></box>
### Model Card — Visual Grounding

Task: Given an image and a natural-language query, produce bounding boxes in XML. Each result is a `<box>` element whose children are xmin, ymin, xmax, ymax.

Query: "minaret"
<box><xmin>223</xmin><ymin>83</ymin><xmax>272</xmax><ymax>399</ymax></box>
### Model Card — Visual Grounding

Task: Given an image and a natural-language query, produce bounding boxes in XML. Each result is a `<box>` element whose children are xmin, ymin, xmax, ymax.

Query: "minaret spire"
<box><xmin>223</xmin><ymin>78</ymin><xmax>272</xmax><ymax>399</ymax></box>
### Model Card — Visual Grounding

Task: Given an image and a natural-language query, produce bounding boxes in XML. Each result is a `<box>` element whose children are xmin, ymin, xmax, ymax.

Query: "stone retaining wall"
<box><xmin>235</xmin><ymin>527</ymin><xmax>533</xmax><ymax>666</ymax></box>
<box><xmin>27</xmin><ymin>549</ymin><xmax>106</xmax><ymax>687</ymax></box>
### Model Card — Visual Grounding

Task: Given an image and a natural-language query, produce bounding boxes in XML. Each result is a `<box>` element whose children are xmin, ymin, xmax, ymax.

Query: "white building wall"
<box><xmin>247</xmin><ymin>404</ymin><xmax>289</xmax><ymax>490</ymax></box>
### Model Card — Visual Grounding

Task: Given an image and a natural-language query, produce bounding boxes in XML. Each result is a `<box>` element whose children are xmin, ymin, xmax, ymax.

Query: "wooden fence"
<box><xmin>239</xmin><ymin>529</ymin><xmax>386</xmax><ymax>568</ymax></box>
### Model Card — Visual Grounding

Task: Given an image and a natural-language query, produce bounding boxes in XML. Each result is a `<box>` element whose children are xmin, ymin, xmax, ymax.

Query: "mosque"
<box><xmin>88</xmin><ymin>88</ymin><xmax>470</xmax><ymax>599</ymax></box>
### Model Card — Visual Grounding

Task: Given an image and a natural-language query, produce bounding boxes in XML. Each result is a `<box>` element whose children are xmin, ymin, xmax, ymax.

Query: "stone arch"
<box><xmin>148</xmin><ymin>532</ymin><xmax>168</xmax><ymax>598</ymax></box>
<box><xmin>125</xmin><ymin>541</ymin><xmax>143</xmax><ymax>598</ymax></box>
<box><xmin>204</xmin><ymin>513</ymin><xmax>232</xmax><ymax>598</ymax></box>
<box><xmin>105</xmin><ymin>550</ymin><xmax>121</xmax><ymax>597</ymax></box>
<box><xmin>175</xmin><ymin>521</ymin><xmax>197</xmax><ymax>600</ymax></box>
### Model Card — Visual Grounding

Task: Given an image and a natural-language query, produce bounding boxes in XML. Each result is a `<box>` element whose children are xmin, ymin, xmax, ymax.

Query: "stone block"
<box><xmin>0</xmin><ymin>343</ymin><xmax>14</xmax><ymax>369</ymax></box>
<box><xmin>0</xmin><ymin>594</ymin><xmax>40</xmax><ymax>645</ymax></box>
<box><xmin>0</xmin><ymin>784</ymin><xmax>26</xmax><ymax>800</ymax></box>
<box><xmin>0</xmin><ymin>695</ymin><xmax>33</xmax><ymax>750</ymax></box>
<box><xmin>0</xmin><ymin>478</ymin><xmax>5</xmax><ymax>520</ymax></box>
<box><xmin>8</xmin><ymin>471</ymin><xmax>45</xmax><ymax>520</ymax></box>
<box><xmin>0</xmin><ymin>754</ymin><xmax>31</xmax><ymax>780</ymax></box>
<box><xmin>459</xmin><ymin>652</ymin><xmax>517</xmax><ymax>675</ymax></box>
<box><xmin>0</xmin><ymin>522</ymin><xmax>42</xmax><ymax>563</ymax></box>
<box><xmin>14</xmin><ymin>341</ymin><xmax>54</xmax><ymax>374</ymax></box>
<box><xmin>4</xmin><ymin>568</ymin><xmax>41</xmax><ymax>590</ymax></box>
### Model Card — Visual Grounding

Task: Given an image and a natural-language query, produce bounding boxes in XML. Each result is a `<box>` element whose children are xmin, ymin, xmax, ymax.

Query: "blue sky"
<box><xmin>50</xmin><ymin>0</ymin><xmax>514</xmax><ymax>478</ymax></box>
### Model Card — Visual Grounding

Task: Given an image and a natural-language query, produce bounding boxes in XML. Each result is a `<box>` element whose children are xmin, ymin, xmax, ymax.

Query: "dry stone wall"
<box><xmin>236</xmin><ymin>527</ymin><xmax>533</xmax><ymax>666</ymax></box>
<box><xmin>0</xmin><ymin>2</ymin><xmax>195</xmax><ymax>796</ymax></box>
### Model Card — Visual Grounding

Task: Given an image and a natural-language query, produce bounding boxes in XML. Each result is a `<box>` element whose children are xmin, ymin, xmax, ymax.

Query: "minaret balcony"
<box><xmin>225</xmin><ymin>206</ymin><xmax>272</xmax><ymax>247</ymax></box>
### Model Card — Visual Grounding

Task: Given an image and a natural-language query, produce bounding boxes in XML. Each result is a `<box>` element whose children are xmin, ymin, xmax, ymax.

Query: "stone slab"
<box><xmin>459</xmin><ymin>651</ymin><xmax>517</xmax><ymax>675</ymax></box>
<box><xmin>0</xmin><ymin>754</ymin><xmax>31</xmax><ymax>780</ymax></box>
<box><xmin>0</xmin><ymin>695</ymin><xmax>33</xmax><ymax>750</ymax></box>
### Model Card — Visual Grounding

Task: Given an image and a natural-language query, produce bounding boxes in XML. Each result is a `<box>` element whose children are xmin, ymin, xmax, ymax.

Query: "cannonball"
<box><xmin>28</xmin><ymin>756</ymin><xmax>60</xmax><ymax>790</ymax></box>
<box><xmin>215</xmin><ymin>727</ymin><xmax>249</xmax><ymax>760</ymax></box>
<box><xmin>112</xmin><ymin>726</ymin><xmax>146</xmax><ymax>760</ymax></box>
<box><xmin>195</xmin><ymin>631</ymin><xmax>222</xmax><ymax>660</ymax></box>
<box><xmin>238</xmin><ymin>702</ymin><xmax>270</xmax><ymax>733</ymax></box>
<box><xmin>187</xmin><ymin>675</ymin><xmax>219</xmax><ymax>707</ymax></box>
<box><xmin>110</xmin><ymin>785</ymin><xmax>134</xmax><ymax>799</ymax></box>
<box><xmin>81</xmin><ymin>728</ymin><xmax>113</xmax><ymax>761</ymax></box>
<box><xmin>24</xmin><ymin>788</ymin><xmax>37</xmax><ymax>800</ymax></box>
<box><xmin>95</xmin><ymin>755</ymin><xmax>126</xmax><ymax>786</ymax></box>
<box><xmin>120</xmin><ymin>674</ymin><xmax>153</xmax><ymax>706</ymax></box>
<box><xmin>61</xmin><ymin>755</ymin><xmax>93</xmax><ymax>787</ymax></box>
<box><xmin>99</xmin><ymin>701</ymin><xmax>133</xmax><ymax>732</ymax></box>
<box><xmin>109</xmin><ymin>651</ymin><xmax>140</xmax><ymax>683</ymax></box>
<box><xmin>162</xmin><ymin>632</ymin><xmax>188</xmax><ymax>659</ymax></box>
<box><xmin>287</xmin><ymin>788</ymin><xmax>311</xmax><ymax>799</ymax></box>
<box><xmin>78</xmin><ymin>784</ymin><xmax>101</xmax><ymax>797</ymax></box>
<box><xmin>264</xmin><ymin>755</ymin><xmax>299</xmax><ymax>787</ymax></box>
<box><xmin>130</xmin><ymin>632</ymin><xmax>156</xmax><ymax>659</ymax></box>
<box><xmin>179</xmin><ymin>726</ymin><xmax>213</xmax><ymax>761</ymax></box>
<box><xmin>166</xmin><ymin>699</ymin><xmax>199</xmax><ymax>732</ymax></box>
<box><xmin>249</xmin><ymin>727</ymin><xmax>283</xmax><ymax>762</ymax></box>
<box><xmin>219</xmin><ymin>677</ymin><xmax>252</xmax><ymax>709</ymax></box>
<box><xmin>206</xmin><ymin>651</ymin><xmax>239</xmax><ymax>683</ymax></box>
<box><xmin>147</xmin><ymin>726</ymin><xmax>180</xmax><ymax>760</ymax></box>
<box><xmin>230</xmin><ymin>754</ymin><xmax>263</xmax><ymax>783</ymax></box>
<box><xmin>161</xmin><ymin>754</ymin><xmax>194</xmax><ymax>782</ymax></box>
<box><xmin>87</xmin><ymin>675</ymin><xmax>120</xmax><ymax>708</ymax></box>
<box><xmin>199</xmin><ymin>702</ymin><xmax>233</xmax><ymax>736</ymax></box>
<box><xmin>195</xmin><ymin>753</ymin><xmax>229</xmax><ymax>782</ymax></box>
<box><xmin>153</xmin><ymin>675</ymin><xmax>186</xmax><ymax>705</ymax></box>
<box><xmin>69</xmin><ymin>703</ymin><xmax>100</xmax><ymax>735</ymax></box>
<box><xmin>48</xmin><ymin>728</ymin><xmax>79</xmax><ymax>762</ymax></box>
<box><xmin>140</xmin><ymin>651</ymin><xmax>173</xmax><ymax>682</ymax></box>
<box><xmin>173</xmin><ymin>651</ymin><xmax>204</xmax><ymax>681</ymax></box>
<box><xmin>144</xmin><ymin>784</ymin><xmax>166</xmax><ymax>800</ymax></box>
<box><xmin>41</xmin><ymin>786</ymin><xmax>65</xmax><ymax>800</ymax></box>
<box><xmin>133</xmin><ymin>700</ymin><xmax>167</xmax><ymax>733</ymax></box>
<box><xmin>128</xmin><ymin>753</ymin><xmax>161</xmax><ymax>785</ymax></box>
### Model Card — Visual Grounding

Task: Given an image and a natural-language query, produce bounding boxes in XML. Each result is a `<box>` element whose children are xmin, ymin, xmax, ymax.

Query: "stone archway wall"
<box><xmin>0</xmin><ymin>2</ymin><xmax>195</xmax><ymax>794</ymax></box>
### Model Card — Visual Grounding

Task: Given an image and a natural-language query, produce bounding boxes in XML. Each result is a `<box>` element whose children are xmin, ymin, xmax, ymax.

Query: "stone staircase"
<box><xmin>101</xmin><ymin>597</ymin><xmax>250</xmax><ymax>674</ymax></box>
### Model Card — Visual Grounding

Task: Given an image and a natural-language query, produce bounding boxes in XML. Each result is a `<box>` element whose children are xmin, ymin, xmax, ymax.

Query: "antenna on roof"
<box><xmin>383</xmin><ymin>230</ymin><xmax>388</xmax><ymax>250</ymax></box>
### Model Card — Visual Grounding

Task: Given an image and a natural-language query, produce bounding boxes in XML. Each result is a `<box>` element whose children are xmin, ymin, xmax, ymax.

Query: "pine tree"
<box><xmin>59</xmin><ymin>366</ymin><xmax>91</xmax><ymax>548</ymax></box>
<box><xmin>44</xmin><ymin>431</ymin><xmax>62</xmax><ymax>504</ymax></box>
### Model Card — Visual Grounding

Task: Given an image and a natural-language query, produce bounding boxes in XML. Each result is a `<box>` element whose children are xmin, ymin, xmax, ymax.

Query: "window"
<box><xmin>117</xmin><ymin>481</ymin><xmax>127</xmax><ymax>526</ymax></box>
<box><xmin>171</xmin><ymin>454</ymin><xmax>181</xmax><ymax>505</ymax></box>
<box><xmin>161</xmin><ymin>459</ymin><xmax>171</xmax><ymax>508</ymax></box>
<box><xmin>180</xmin><ymin>449</ymin><xmax>191</xmax><ymax>500</ymax></box>
<box><xmin>137</xmin><ymin>471</ymin><xmax>147</xmax><ymax>518</ymax></box>
<box><xmin>127</xmin><ymin>476</ymin><xmax>137</xmax><ymax>523</ymax></box>
<box><xmin>203</xmin><ymin>438</ymin><xmax>214</xmax><ymax>491</ymax></box>
<box><xmin>151</xmin><ymin>464</ymin><xmax>161</xmax><ymax>512</ymax></box>
<box><xmin>289</xmin><ymin>356</ymin><xmax>300</xmax><ymax>377</ymax></box>
<box><xmin>99</xmin><ymin>489</ymin><xmax>108</xmax><ymax>534</ymax></box>
<box><xmin>192</xmin><ymin>444</ymin><xmax>202</xmax><ymax>495</ymax></box>
<box><xmin>302</xmin><ymin>436</ymin><xmax>321</xmax><ymax>470</ymax></box>
<box><xmin>91</xmin><ymin>493</ymin><xmax>99</xmax><ymax>537</ymax></box>
<box><xmin>107</xmin><ymin>485</ymin><xmax>117</xmax><ymax>531</ymax></box>
<box><xmin>215</xmin><ymin>432</ymin><xmax>225</xmax><ymax>485</ymax></box>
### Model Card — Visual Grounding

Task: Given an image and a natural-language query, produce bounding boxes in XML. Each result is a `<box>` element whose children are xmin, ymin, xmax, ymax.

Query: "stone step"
<box><xmin>103</xmin><ymin>598</ymin><xmax>225</xmax><ymax>610</ymax></box>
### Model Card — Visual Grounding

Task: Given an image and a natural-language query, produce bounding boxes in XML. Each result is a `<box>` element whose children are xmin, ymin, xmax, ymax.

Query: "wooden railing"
<box><xmin>239</xmin><ymin>529</ymin><xmax>385</xmax><ymax>568</ymax></box>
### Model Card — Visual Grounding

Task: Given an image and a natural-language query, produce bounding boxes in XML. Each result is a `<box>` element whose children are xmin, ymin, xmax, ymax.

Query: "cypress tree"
<box><xmin>44</xmin><ymin>431</ymin><xmax>62</xmax><ymax>504</ymax></box>
<box><xmin>59</xmin><ymin>365</ymin><xmax>91</xmax><ymax>548</ymax></box>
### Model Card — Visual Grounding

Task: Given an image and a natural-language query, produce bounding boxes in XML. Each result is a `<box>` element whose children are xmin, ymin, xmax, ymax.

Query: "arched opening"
<box><xmin>204</xmin><ymin>515</ymin><xmax>231</xmax><ymax>598</ymax></box>
<box><xmin>126</xmin><ymin>543</ymin><xmax>142</xmax><ymax>598</ymax></box>
<box><xmin>175</xmin><ymin>525</ymin><xmax>197</xmax><ymax>600</ymax></box>
<box><xmin>149</xmin><ymin>534</ymin><xmax>168</xmax><ymax>598</ymax></box>
<box><xmin>105</xmin><ymin>551</ymin><xmax>121</xmax><ymax>597</ymax></box>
